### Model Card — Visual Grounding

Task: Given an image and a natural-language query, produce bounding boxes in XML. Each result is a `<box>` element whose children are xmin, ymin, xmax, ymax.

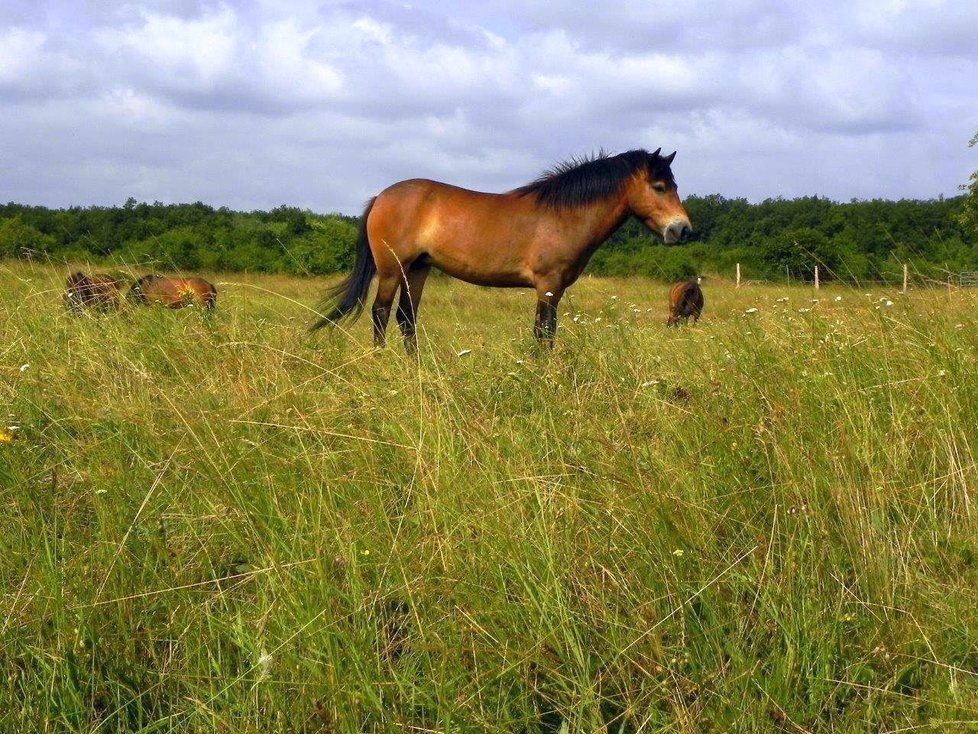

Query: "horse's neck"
<box><xmin>555</xmin><ymin>194</ymin><xmax>631</xmax><ymax>253</ymax></box>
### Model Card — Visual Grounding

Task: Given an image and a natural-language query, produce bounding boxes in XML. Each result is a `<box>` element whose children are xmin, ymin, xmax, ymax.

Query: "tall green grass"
<box><xmin>2</xmin><ymin>262</ymin><xmax>978</xmax><ymax>733</ymax></box>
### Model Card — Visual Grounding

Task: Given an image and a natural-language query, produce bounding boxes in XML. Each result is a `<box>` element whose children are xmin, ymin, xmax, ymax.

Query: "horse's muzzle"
<box><xmin>664</xmin><ymin>221</ymin><xmax>693</xmax><ymax>244</ymax></box>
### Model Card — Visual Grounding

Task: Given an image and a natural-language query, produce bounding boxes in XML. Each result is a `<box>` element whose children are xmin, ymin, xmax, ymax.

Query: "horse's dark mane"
<box><xmin>515</xmin><ymin>149</ymin><xmax>675</xmax><ymax>209</ymax></box>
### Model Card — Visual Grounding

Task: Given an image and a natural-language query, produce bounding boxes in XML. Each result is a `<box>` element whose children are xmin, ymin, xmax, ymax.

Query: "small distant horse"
<box><xmin>310</xmin><ymin>148</ymin><xmax>692</xmax><ymax>349</ymax></box>
<box><xmin>666</xmin><ymin>278</ymin><xmax>704</xmax><ymax>326</ymax></box>
<box><xmin>64</xmin><ymin>272</ymin><xmax>125</xmax><ymax>312</ymax></box>
<box><xmin>129</xmin><ymin>274</ymin><xmax>217</xmax><ymax>310</ymax></box>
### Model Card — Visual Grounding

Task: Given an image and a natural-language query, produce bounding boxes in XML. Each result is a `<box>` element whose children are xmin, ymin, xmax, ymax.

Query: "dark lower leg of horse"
<box><xmin>372</xmin><ymin>303</ymin><xmax>393</xmax><ymax>347</ymax></box>
<box><xmin>371</xmin><ymin>276</ymin><xmax>401</xmax><ymax>347</ymax></box>
<box><xmin>395</xmin><ymin>303</ymin><xmax>417</xmax><ymax>352</ymax></box>
<box><xmin>534</xmin><ymin>300</ymin><xmax>558</xmax><ymax>347</ymax></box>
<box><xmin>395</xmin><ymin>264</ymin><xmax>429</xmax><ymax>354</ymax></box>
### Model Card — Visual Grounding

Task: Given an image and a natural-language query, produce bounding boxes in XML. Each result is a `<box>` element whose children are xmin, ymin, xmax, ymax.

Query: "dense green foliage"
<box><xmin>958</xmin><ymin>130</ymin><xmax>978</xmax><ymax>239</ymax></box>
<box><xmin>4</xmin><ymin>266</ymin><xmax>978</xmax><ymax>732</ymax></box>
<box><xmin>0</xmin><ymin>198</ymin><xmax>359</xmax><ymax>276</ymax></box>
<box><xmin>1</xmin><ymin>191</ymin><xmax>974</xmax><ymax>283</ymax></box>
<box><xmin>595</xmin><ymin>194</ymin><xmax>974</xmax><ymax>283</ymax></box>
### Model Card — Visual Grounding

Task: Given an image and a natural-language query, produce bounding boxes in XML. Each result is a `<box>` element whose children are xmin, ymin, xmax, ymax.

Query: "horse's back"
<box><xmin>373</xmin><ymin>179</ymin><xmax>506</xmax><ymax>224</ymax></box>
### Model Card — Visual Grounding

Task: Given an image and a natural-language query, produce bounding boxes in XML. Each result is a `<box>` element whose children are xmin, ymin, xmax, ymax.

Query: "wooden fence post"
<box><xmin>814</xmin><ymin>265</ymin><xmax>820</xmax><ymax>290</ymax></box>
<box><xmin>736</xmin><ymin>262</ymin><xmax>741</xmax><ymax>288</ymax></box>
<box><xmin>902</xmin><ymin>263</ymin><xmax>908</xmax><ymax>294</ymax></box>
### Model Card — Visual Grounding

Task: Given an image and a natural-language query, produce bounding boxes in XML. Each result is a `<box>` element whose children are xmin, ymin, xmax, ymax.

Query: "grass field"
<box><xmin>3</xmin><ymin>261</ymin><xmax>978</xmax><ymax>733</ymax></box>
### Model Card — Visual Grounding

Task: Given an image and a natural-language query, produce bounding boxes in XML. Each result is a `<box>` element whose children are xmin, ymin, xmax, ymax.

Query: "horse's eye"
<box><xmin>653</xmin><ymin>184</ymin><xmax>667</xmax><ymax>194</ymax></box>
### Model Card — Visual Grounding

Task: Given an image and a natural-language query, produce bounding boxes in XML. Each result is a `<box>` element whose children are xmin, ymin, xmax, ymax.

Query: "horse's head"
<box><xmin>626</xmin><ymin>149</ymin><xmax>692</xmax><ymax>244</ymax></box>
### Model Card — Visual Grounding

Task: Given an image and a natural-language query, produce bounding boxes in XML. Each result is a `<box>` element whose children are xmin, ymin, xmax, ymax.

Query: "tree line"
<box><xmin>596</xmin><ymin>193</ymin><xmax>975</xmax><ymax>283</ymax></box>
<box><xmin>1</xmin><ymin>190</ymin><xmax>975</xmax><ymax>284</ymax></box>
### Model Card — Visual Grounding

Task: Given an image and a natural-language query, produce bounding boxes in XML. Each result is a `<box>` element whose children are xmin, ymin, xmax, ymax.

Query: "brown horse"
<box><xmin>64</xmin><ymin>272</ymin><xmax>125</xmax><ymax>312</ymax></box>
<box><xmin>310</xmin><ymin>148</ymin><xmax>692</xmax><ymax>349</ymax></box>
<box><xmin>129</xmin><ymin>274</ymin><xmax>217</xmax><ymax>310</ymax></box>
<box><xmin>666</xmin><ymin>278</ymin><xmax>704</xmax><ymax>326</ymax></box>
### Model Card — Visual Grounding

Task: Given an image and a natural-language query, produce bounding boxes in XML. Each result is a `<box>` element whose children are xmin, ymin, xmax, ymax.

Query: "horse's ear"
<box><xmin>650</xmin><ymin>147</ymin><xmax>662</xmax><ymax>158</ymax></box>
<box><xmin>664</xmin><ymin>151</ymin><xmax>677</xmax><ymax>165</ymax></box>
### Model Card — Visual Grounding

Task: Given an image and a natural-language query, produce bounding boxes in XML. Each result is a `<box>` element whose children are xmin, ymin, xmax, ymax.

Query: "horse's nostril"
<box><xmin>681</xmin><ymin>225</ymin><xmax>692</xmax><ymax>242</ymax></box>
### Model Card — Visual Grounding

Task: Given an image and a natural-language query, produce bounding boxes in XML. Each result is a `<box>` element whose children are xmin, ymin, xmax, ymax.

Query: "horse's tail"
<box><xmin>309</xmin><ymin>197</ymin><xmax>377</xmax><ymax>331</ymax></box>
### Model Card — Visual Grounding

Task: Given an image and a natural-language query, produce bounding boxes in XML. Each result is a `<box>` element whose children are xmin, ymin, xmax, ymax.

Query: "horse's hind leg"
<box><xmin>372</xmin><ymin>273</ymin><xmax>400</xmax><ymax>347</ymax></box>
<box><xmin>396</xmin><ymin>262</ymin><xmax>431</xmax><ymax>353</ymax></box>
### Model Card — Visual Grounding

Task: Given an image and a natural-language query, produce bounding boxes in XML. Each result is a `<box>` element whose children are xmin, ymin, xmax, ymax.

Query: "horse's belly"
<box><xmin>428</xmin><ymin>241</ymin><xmax>531</xmax><ymax>288</ymax></box>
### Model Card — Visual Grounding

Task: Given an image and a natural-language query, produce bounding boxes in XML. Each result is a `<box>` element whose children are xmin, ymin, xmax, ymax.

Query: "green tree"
<box><xmin>958</xmin><ymin>130</ymin><xmax>978</xmax><ymax>235</ymax></box>
<box><xmin>0</xmin><ymin>216</ymin><xmax>55</xmax><ymax>258</ymax></box>
<box><xmin>759</xmin><ymin>228</ymin><xmax>842</xmax><ymax>280</ymax></box>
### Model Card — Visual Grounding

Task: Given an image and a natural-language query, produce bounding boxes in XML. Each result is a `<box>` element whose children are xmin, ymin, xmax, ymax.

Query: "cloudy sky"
<box><xmin>2</xmin><ymin>0</ymin><xmax>977</xmax><ymax>214</ymax></box>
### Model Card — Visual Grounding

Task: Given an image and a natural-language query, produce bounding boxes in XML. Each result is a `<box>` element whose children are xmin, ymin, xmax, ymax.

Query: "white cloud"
<box><xmin>0</xmin><ymin>27</ymin><xmax>44</xmax><ymax>83</ymax></box>
<box><xmin>0</xmin><ymin>0</ymin><xmax>975</xmax><ymax>212</ymax></box>
<box><xmin>95</xmin><ymin>6</ymin><xmax>240</xmax><ymax>89</ymax></box>
<box><xmin>741</xmin><ymin>46</ymin><xmax>922</xmax><ymax>134</ymax></box>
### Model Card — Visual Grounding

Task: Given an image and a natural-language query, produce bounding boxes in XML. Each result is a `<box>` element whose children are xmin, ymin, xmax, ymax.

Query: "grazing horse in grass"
<box><xmin>310</xmin><ymin>148</ymin><xmax>692</xmax><ymax>349</ymax></box>
<box><xmin>130</xmin><ymin>275</ymin><xmax>217</xmax><ymax>310</ymax></box>
<box><xmin>667</xmin><ymin>278</ymin><xmax>704</xmax><ymax>326</ymax></box>
<box><xmin>64</xmin><ymin>272</ymin><xmax>125</xmax><ymax>312</ymax></box>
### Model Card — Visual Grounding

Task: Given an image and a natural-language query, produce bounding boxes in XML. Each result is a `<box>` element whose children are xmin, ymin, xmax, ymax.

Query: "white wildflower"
<box><xmin>257</xmin><ymin>650</ymin><xmax>273</xmax><ymax>681</ymax></box>
<box><xmin>834</xmin><ymin>295</ymin><xmax>843</xmax><ymax>302</ymax></box>
<box><xmin>19</xmin><ymin>364</ymin><xmax>29</xmax><ymax>372</ymax></box>
<box><xmin>744</xmin><ymin>307</ymin><xmax>758</xmax><ymax>314</ymax></box>
<box><xmin>457</xmin><ymin>349</ymin><xmax>472</xmax><ymax>357</ymax></box>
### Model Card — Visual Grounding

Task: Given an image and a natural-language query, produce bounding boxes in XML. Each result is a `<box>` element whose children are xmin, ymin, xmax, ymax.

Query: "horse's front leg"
<box><xmin>533</xmin><ymin>284</ymin><xmax>564</xmax><ymax>347</ymax></box>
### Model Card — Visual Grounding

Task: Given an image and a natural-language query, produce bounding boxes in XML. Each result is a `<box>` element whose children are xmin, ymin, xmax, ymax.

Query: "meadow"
<box><xmin>2</xmin><ymin>261</ymin><xmax>978</xmax><ymax>733</ymax></box>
